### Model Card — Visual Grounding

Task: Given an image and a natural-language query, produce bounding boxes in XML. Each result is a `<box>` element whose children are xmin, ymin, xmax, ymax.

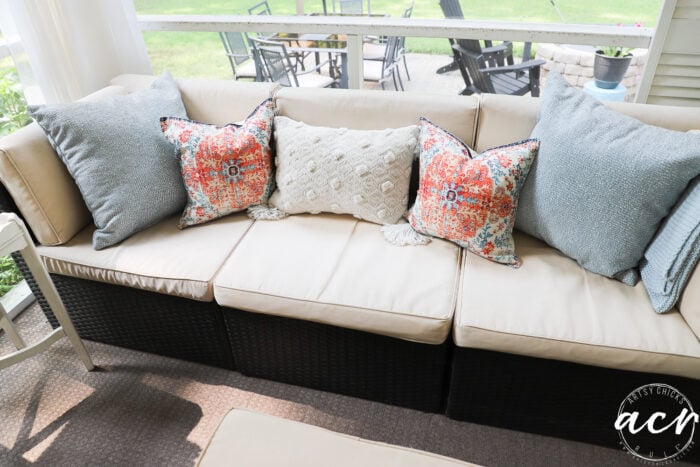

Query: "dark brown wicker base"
<box><xmin>23</xmin><ymin>270</ymin><xmax>234</xmax><ymax>370</ymax></box>
<box><xmin>447</xmin><ymin>347</ymin><xmax>700</xmax><ymax>462</ymax></box>
<box><xmin>222</xmin><ymin>306</ymin><xmax>450</xmax><ymax>412</ymax></box>
<box><xmin>0</xmin><ymin>183</ymin><xmax>234</xmax><ymax>369</ymax></box>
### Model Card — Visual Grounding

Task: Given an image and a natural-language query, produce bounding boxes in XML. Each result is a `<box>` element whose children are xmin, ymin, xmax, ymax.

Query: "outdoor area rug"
<box><xmin>0</xmin><ymin>303</ymin><xmax>687</xmax><ymax>466</ymax></box>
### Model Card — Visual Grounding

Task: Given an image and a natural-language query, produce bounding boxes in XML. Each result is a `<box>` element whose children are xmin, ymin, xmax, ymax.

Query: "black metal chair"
<box><xmin>364</xmin><ymin>3</ymin><xmax>413</xmax><ymax>84</ymax></box>
<box><xmin>247</xmin><ymin>0</ymin><xmax>271</xmax><ymax>16</ymax></box>
<box><xmin>397</xmin><ymin>3</ymin><xmax>414</xmax><ymax>81</ymax></box>
<box><xmin>332</xmin><ymin>0</ymin><xmax>371</xmax><ymax>15</ymax></box>
<box><xmin>364</xmin><ymin>35</ymin><xmax>404</xmax><ymax>91</ymax></box>
<box><xmin>219</xmin><ymin>32</ymin><xmax>261</xmax><ymax>81</ymax></box>
<box><xmin>249</xmin><ymin>37</ymin><xmax>337</xmax><ymax>88</ymax></box>
<box><xmin>247</xmin><ymin>1</ymin><xmax>308</xmax><ymax>71</ymax></box>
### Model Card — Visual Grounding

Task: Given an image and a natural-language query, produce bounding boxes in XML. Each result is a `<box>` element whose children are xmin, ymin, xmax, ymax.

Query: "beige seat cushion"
<box><xmin>38</xmin><ymin>214</ymin><xmax>253</xmax><ymax>301</ymax></box>
<box><xmin>214</xmin><ymin>214</ymin><xmax>461</xmax><ymax>344</ymax></box>
<box><xmin>234</xmin><ymin>59</ymin><xmax>258</xmax><ymax>79</ymax></box>
<box><xmin>679</xmin><ymin>262</ymin><xmax>700</xmax><ymax>338</ymax></box>
<box><xmin>0</xmin><ymin>86</ymin><xmax>127</xmax><ymax>246</ymax></box>
<box><xmin>275</xmin><ymin>86</ymin><xmax>479</xmax><ymax>146</ymax></box>
<box><xmin>199</xmin><ymin>409</ymin><xmax>477</xmax><ymax>467</ymax></box>
<box><xmin>454</xmin><ymin>232</ymin><xmax>700</xmax><ymax>379</ymax></box>
<box><xmin>364</xmin><ymin>60</ymin><xmax>393</xmax><ymax>82</ymax></box>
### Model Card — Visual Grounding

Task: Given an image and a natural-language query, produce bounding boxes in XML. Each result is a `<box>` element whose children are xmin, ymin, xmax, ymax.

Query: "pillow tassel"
<box><xmin>382</xmin><ymin>223</ymin><xmax>431</xmax><ymax>246</ymax></box>
<box><xmin>247</xmin><ymin>205</ymin><xmax>288</xmax><ymax>221</ymax></box>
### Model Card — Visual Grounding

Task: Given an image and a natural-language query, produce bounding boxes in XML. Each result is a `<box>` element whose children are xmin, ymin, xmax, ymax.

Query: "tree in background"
<box><xmin>0</xmin><ymin>67</ymin><xmax>28</xmax><ymax>295</ymax></box>
<box><xmin>0</xmin><ymin>68</ymin><xmax>30</xmax><ymax>137</ymax></box>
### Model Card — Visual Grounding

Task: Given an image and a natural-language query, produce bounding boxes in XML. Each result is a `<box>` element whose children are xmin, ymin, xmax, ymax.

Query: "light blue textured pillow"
<box><xmin>516</xmin><ymin>72</ymin><xmax>700</xmax><ymax>282</ymax></box>
<box><xmin>641</xmin><ymin>177</ymin><xmax>700</xmax><ymax>312</ymax></box>
<box><xmin>28</xmin><ymin>72</ymin><xmax>187</xmax><ymax>249</ymax></box>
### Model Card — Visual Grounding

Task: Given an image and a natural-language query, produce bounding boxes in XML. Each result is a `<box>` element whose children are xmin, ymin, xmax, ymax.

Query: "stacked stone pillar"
<box><xmin>535</xmin><ymin>44</ymin><xmax>647</xmax><ymax>102</ymax></box>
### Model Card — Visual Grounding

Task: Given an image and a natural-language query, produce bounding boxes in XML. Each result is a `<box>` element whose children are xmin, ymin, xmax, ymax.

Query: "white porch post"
<box><xmin>346</xmin><ymin>34</ymin><xmax>364</xmax><ymax>89</ymax></box>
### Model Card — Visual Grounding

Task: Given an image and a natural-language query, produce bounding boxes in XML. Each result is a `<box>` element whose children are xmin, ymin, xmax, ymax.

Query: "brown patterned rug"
<box><xmin>0</xmin><ymin>303</ymin><xmax>676</xmax><ymax>466</ymax></box>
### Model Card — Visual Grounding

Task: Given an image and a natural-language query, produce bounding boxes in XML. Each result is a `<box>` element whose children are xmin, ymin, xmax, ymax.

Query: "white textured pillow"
<box><xmin>270</xmin><ymin>117</ymin><xmax>419</xmax><ymax>225</ymax></box>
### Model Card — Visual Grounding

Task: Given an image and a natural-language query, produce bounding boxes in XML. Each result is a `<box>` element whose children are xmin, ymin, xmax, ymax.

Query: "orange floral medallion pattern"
<box><xmin>408</xmin><ymin>118</ymin><xmax>538</xmax><ymax>266</ymax></box>
<box><xmin>161</xmin><ymin>99</ymin><xmax>274</xmax><ymax>228</ymax></box>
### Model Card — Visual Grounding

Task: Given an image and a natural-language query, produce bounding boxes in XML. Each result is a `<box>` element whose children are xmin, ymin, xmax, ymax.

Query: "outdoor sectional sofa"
<box><xmin>0</xmin><ymin>74</ymin><xmax>698</xmax><ymax>452</ymax></box>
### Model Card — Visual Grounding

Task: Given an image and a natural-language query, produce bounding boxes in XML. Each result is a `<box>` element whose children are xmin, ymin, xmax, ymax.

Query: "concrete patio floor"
<box><xmin>361</xmin><ymin>52</ymin><xmax>465</xmax><ymax>94</ymax></box>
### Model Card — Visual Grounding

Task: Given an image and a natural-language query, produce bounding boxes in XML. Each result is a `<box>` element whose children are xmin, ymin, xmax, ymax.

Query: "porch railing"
<box><xmin>136</xmin><ymin>15</ymin><xmax>655</xmax><ymax>89</ymax></box>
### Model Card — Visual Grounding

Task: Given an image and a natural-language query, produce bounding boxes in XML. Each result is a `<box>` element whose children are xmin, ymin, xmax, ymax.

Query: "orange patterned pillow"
<box><xmin>407</xmin><ymin>118</ymin><xmax>538</xmax><ymax>266</ymax></box>
<box><xmin>161</xmin><ymin>99</ymin><xmax>274</xmax><ymax>228</ymax></box>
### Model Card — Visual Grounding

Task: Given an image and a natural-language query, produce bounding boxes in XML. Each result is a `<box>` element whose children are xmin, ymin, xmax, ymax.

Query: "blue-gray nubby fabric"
<box><xmin>516</xmin><ymin>72</ymin><xmax>700</xmax><ymax>283</ymax></box>
<box><xmin>29</xmin><ymin>71</ymin><xmax>187</xmax><ymax>249</ymax></box>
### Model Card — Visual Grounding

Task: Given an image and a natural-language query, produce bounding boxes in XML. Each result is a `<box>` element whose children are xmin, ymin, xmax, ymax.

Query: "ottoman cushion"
<box><xmin>198</xmin><ymin>409</ymin><xmax>476</xmax><ymax>466</ymax></box>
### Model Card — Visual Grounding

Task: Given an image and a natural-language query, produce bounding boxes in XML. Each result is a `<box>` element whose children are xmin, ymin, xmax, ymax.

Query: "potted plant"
<box><xmin>593</xmin><ymin>46</ymin><xmax>633</xmax><ymax>89</ymax></box>
<box><xmin>593</xmin><ymin>22</ymin><xmax>641</xmax><ymax>89</ymax></box>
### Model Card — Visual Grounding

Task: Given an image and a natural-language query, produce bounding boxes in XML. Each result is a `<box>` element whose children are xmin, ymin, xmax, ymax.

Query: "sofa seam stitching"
<box><xmin>460</xmin><ymin>324</ymin><xmax>700</xmax><ymax>360</ymax></box>
<box><xmin>214</xmin><ymin>285</ymin><xmax>454</xmax><ymax>322</ymax></box>
<box><xmin>41</xmin><ymin>252</ymin><xmax>212</xmax><ymax>299</ymax></box>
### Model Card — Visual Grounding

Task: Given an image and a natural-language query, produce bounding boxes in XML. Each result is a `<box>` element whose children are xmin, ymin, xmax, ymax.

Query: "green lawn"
<box><xmin>137</xmin><ymin>0</ymin><xmax>662</xmax><ymax>79</ymax></box>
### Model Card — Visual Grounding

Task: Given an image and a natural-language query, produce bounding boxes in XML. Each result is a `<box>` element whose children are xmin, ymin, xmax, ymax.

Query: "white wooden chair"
<box><xmin>0</xmin><ymin>213</ymin><xmax>93</xmax><ymax>371</ymax></box>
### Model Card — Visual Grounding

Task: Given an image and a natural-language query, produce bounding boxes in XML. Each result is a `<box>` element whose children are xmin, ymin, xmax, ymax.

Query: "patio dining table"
<box><xmin>268</xmin><ymin>12</ymin><xmax>388</xmax><ymax>89</ymax></box>
<box><xmin>269</xmin><ymin>32</ymin><xmax>350</xmax><ymax>88</ymax></box>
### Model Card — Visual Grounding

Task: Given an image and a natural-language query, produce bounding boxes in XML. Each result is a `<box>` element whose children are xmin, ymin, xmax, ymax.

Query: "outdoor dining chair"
<box><xmin>363</xmin><ymin>3</ymin><xmax>412</xmax><ymax>87</ymax></box>
<box><xmin>364</xmin><ymin>35</ymin><xmax>404</xmax><ymax>91</ymax></box>
<box><xmin>247</xmin><ymin>0</ymin><xmax>308</xmax><ymax>71</ymax></box>
<box><xmin>397</xmin><ymin>3</ymin><xmax>413</xmax><ymax>81</ymax></box>
<box><xmin>332</xmin><ymin>0</ymin><xmax>371</xmax><ymax>15</ymax></box>
<box><xmin>249</xmin><ymin>37</ymin><xmax>337</xmax><ymax>88</ymax></box>
<box><xmin>248</xmin><ymin>0</ymin><xmax>271</xmax><ymax>16</ymax></box>
<box><xmin>219</xmin><ymin>32</ymin><xmax>260</xmax><ymax>81</ymax></box>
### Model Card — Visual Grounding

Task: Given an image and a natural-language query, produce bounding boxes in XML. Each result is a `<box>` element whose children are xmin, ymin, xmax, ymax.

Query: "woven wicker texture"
<box><xmin>20</xmin><ymin>270</ymin><xmax>234</xmax><ymax>369</ymax></box>
<box><xmin>447</xmin><ymin>347</ymin><xmax>700</xmax><ymax>461</ymax></box>
<box><xmin>223</xmin><ymin>307</ymin><xmax>449</xmax><ymax>412</ymax></box>
<box><xmin>2</xmin><ymin>304</ymin><xmax>653</xmax><ymax>467</ymax></box>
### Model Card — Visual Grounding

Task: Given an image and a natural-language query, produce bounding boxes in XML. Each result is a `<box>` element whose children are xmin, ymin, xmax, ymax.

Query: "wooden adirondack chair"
<box><xmin>451</xmin><ymin>40</ymin><xmax>546</xmax><ymax>97</ymax></box>
<box><xmin>437</xmin><ymin>0</ymin><xmax>514</xmax><ymax>72</ymax></box>
<box><xmin>438</xmin><ymin>0</ymin><xmax>545</xmax><ymax>96</ymax></box>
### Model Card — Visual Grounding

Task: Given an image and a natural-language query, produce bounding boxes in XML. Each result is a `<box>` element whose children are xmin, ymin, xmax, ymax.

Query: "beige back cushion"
<box><xmin>474</xmin><ymin>94</ymin><xmax>540</xmax><ymax>152</ymax></box>
<box><xmin>476</xmin><ymin>94</ymin><xmax>700</xmax><ymax>151</ymax></box>
<box><xmin>0</xmin><ymin>85</ymin><xmax>127</xmax><ymax>245</ymax></box>
<box><xmin>111</xmin><ymin>74</ymin><xmax>278</xmax><ymax>125</ymax></box>
<box><xmin>275</xmin><ymin>87</ymin><xmax>479</xmax><ymax>146</ymax></box>
<box><xmin>0</xmin><ymin>74</ymin><xmax>278</xmax><ymax>246</ymax></box>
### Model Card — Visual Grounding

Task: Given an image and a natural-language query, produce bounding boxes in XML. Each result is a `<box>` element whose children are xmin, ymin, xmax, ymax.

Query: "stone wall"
<box><xmin>535</xmin><ymin>44</ymin><xmax>647</xmax><ymax>102</ymax></box>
